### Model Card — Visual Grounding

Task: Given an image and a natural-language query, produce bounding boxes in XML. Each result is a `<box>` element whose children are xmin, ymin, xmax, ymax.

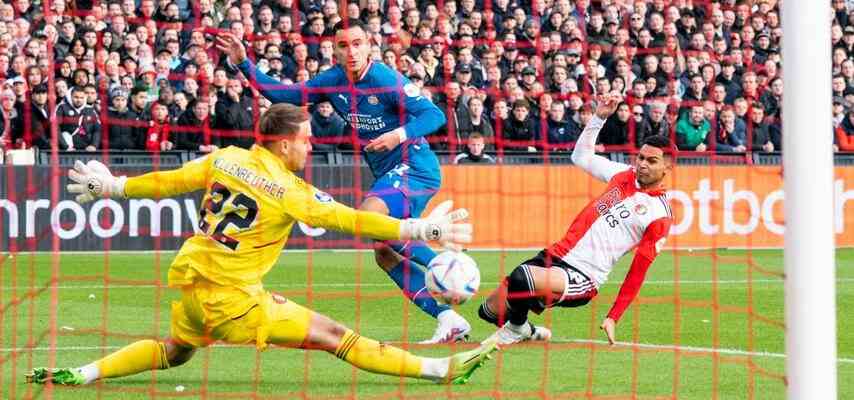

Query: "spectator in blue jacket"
<box><xmin>310</xmin><ymin>101</ymin><xmax>347</xmax><ymax>151</ymax></box>
<box><xmin>711</xmin><ymin>107</ymin><xmax>747</xmax><ymax>152</ymax></box>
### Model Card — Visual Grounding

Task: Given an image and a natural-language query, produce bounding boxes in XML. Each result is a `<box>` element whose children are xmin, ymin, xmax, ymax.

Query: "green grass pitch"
<box><xmin>1</xmin><ymin>249</ymin><xmax>852</xmax><ymax>399</ymax></box>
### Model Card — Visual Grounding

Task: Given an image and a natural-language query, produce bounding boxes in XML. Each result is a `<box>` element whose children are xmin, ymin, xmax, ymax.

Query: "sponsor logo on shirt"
<box><xmin>347</xmin><ymin>113</ymin><xmax>387</xmax><ymax>131</ymax></box>
<box><xmin>604</xmin><ymin>203</ymin><xmax>632</xmax><ymax>228</ymax></box>
<box><xmin>314</xmin><ymin>191</ymin><xmax>333</xmax><ymax>203</ymax></box>
<box><xmin>595</xmin><ymin>187</ymin><xmax>623</xmax><ymax>216</ymax></box>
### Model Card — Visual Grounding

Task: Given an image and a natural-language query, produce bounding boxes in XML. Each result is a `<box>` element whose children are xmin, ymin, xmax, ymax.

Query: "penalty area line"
<box><xmin>554</xmin><ymin>338</ymin><xmax>854</xmax><ymax>364</ymax></box>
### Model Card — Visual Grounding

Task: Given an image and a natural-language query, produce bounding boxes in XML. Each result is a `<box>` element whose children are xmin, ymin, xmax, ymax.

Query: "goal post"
<box><xmin>781</xmin><ymin>1</ymin><xmax>838</xmax><ymax>398</ymax></box>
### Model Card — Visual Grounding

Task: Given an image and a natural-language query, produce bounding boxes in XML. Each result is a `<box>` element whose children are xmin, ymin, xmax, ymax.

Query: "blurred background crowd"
<box><xmin>0</xmin><ymin>0</ymin><xmax>850</xmax><ymax>164</ymax></box>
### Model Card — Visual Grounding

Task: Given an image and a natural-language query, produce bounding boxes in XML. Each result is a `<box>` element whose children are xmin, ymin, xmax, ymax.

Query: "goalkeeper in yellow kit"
<box><xmin>26</xmin><ymin>103</ymin><xmax>497</xmax><ymax>386</ymax></box>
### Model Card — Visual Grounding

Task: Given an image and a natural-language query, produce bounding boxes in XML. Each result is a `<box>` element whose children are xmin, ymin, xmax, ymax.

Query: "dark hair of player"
<box><xmin>333</xmin><ymin>18</ymin><xmax>369</xmax><ymax>35</ymax></box>
<box><xmin>259</xmin><ymin>103</ymin><xmax>309</xmax><ymax>141</ymax></box>
<box><xmin>642</xmin><ymin>135</ymin><xmax>676</xmax><ymax>159</ymax></box>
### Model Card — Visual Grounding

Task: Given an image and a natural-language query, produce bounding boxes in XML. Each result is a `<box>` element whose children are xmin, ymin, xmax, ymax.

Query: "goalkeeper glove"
<box><xmin>67</xmin><ymin>160</ymin><xmax>127</xmax><ymax>204</ymax></box>
<box><xmin>400</xmin><ymin>200</ymin><xmax>472</xmax><ymax>251</ymax></box>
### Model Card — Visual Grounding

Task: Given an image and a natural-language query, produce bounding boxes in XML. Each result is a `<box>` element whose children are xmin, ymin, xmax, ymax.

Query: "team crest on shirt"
<box><xmin>403</xmin><ymin>83</ymin><xmax>420</xmax><ymax>97</ymax></box>
<box><xmin>634</xmin><ymin>204</ymin><xmax>648</xmax><ymax>215</ymax></box>
<box><xmin>314</xmin><ymin>191</ymin><xmax>333</xmax><ymax>203</ymax></box>
<box><xmin>367</xmin><ymin>95</ymin><xmax>379</xmax><ymax>105</ymax></box>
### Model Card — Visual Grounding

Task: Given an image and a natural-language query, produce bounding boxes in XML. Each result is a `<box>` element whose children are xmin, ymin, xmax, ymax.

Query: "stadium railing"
<box><xmin>35</xmin><ymin>150</ymin><xmax>188</xmax><ymax>167</ymax></box>
<box><xmin>833</xmin><ymin>152</ymin><xmax>854</xmax><ymax>165</ymax></box>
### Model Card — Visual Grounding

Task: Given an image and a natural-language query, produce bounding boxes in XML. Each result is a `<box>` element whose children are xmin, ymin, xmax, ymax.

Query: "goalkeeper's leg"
<box><xmin>27</xmin><ymin>339</ymin><xmax>196</xmax><ymax>385</ymax></box>
<box><xmin>261</xmin><ymin>298</ymin><xmax>496</xmax><ymax>383</ymax></box>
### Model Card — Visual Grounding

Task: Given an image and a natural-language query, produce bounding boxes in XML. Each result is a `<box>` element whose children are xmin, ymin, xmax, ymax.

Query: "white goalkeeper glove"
<box><xmin>400</xmin><ymin>200</ymin><xmax>472</xmax><ymax>251</ymax></box>
<box><xmin>67</xmin><ymin>160</ymin><xmax>127</xmax><ymax>204</ymax></box>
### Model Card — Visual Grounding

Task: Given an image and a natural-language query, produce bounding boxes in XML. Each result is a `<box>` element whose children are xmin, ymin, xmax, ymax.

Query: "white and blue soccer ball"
<box><xmin>426</xmin><ymin>251</ymin><xmax>480</xmax><ymax>305</ymax></box>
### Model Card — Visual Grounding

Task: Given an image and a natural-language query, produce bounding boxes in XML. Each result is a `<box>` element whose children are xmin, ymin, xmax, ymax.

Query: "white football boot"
<box><xmin>483</xmin><ymin>322</ymin><xmax>552</xmax><ymax>346</ymax></box>
<box><xmin>420</xmin><ymin>309</ymin><xmax>472</xmax><ymax>344</ymax></box>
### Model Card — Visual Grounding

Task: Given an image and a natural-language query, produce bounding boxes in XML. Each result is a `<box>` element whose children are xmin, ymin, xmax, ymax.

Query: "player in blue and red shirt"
<box><xmin>216</xmin><ymin>19</ymin><xmax>470</xmax><ymax>343</ymax></box>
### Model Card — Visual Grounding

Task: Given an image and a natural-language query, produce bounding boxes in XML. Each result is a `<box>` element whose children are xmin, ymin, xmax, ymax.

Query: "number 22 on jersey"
<box><xmin>198</xmin><ymin>182</ymin><xmax>260</xmax><ymax>250</ymax></box>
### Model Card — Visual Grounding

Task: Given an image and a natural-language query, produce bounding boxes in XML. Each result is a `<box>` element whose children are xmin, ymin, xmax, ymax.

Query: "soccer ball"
<box><xmin>426</xmin><ymin>251</ymin><xmax>480</xmax><ymax>305</ymax></box>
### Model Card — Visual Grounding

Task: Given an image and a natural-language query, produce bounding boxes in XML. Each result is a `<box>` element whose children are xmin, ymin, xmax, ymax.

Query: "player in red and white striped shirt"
<box><xmin>479</xmin><ymin>93</ymin><xmax>674</xmax><ymax>345</ymax></box>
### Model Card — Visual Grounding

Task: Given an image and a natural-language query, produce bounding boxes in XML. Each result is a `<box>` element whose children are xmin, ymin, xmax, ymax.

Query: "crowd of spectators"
<box><xmin>0</xmin><ymin>0</ymin><xmax>848</xmax><ymax>163</ymax></box>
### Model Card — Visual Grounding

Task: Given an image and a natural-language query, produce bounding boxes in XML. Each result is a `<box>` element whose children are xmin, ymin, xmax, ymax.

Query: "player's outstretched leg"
<box><xmin>376</xmin><ymin>243</ymin><xmax>471</xmax><ymax>343</ymax></box>
<box><xmin>267</xmin><ymin>302</ymin><xmax>496</xmax><ymax>384</ymax></box>
<box><xmin>362</xmin><ymin>194</ymin><xmax>471</xmax><ymax>344</ymax></box>
<box><xmin>26</xmin><ymin>339</ymin><xmax>195</xmax><ymax>385</ymax></box>
<box><xmin>479</xmin><ymin>263</ymin><xmax>569</xmax><ymax>345</ymax></box>
<box><xmin>388</xmin><ymin>239</ymin><xmax>438</xmax><ymax>267</ymax></box>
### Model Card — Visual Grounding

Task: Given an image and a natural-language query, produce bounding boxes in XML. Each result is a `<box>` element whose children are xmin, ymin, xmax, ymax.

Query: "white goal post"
<box><xmin>782</xmin><ymin>1</ymin><xmax>838</xmax><ymax>399</ymax></box>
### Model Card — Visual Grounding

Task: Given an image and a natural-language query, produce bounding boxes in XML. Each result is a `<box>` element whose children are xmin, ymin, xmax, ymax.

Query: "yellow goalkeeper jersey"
<box><xmin>124</xmin><ymin>145</ymin><xmax>402</xmax><ymax>292</ymax></box>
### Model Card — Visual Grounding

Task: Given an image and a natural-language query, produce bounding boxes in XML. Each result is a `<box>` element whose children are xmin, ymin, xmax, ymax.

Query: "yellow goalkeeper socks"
<box><xmin>93</xmin><ymin>339</ymin><xmax>170</xmax><ymax>380</ymax></box>
<box><xmin>335</xmin><ymin>330</ymin><xmax>430</xmax><ymax>379</ymax></box>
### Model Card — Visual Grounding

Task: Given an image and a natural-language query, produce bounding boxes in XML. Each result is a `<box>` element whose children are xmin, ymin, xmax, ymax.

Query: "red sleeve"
<box><xmin>606</xmin><ymin>217</ymin><xmax>671</xmax><ymax>322</ymax></box>
<box><xmin>836</xmin><ymin>127</ymin><xmax>854</xmax><ymax>151</ymax></box>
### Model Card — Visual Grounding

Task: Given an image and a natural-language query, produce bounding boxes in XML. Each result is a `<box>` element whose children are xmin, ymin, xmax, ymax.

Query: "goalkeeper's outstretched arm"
<box><xmin>571</xmin><ymin>93</ymin><xmax>631</xmax><ymax>182</ymax></box>
<box><xmin>124</xmin><ymin>156</ymin><xmax>213</xmax><ymax>198</ymax></box>
<box><xmin>284</xmin><ymin>184</ymin><xmax>471</xmax><ymax>251</ymax></box>
<box><xmin>67</xmin><ymin>155</ymin><xmax>214</xmax><ymax>203</ymax></box>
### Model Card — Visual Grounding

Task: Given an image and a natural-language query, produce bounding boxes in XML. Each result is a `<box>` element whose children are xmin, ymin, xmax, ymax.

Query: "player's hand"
<box><xmin>215</xmin><ymin>32</ymin><xmax>247</xmax><ymax>65</ymax></box>
<box><xmin>365</xmin><ymin>128</ymin><xmax>405</xmax><ymax>152</ymax></box>
<box><xmin>401</xmin><ymin>200</ymin><xmax>472</xmax><ymax>251</ymax></box>
<box><xmin>594</xmin><ymin>92</ymin><xmax>622</xmax><ymax>119</ymax></box>
<box><xmin>600</xmin><ymin>317</ymin><xmax>617</xmax><ymax>345</ymax></box>
<box><xmin>67</xmin><ymin>160</ymin><xmax>127</xmax><ymax>204</ymax></box>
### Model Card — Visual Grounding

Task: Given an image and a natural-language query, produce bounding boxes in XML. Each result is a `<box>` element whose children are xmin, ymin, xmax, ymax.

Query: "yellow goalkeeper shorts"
<box><xmin>170</xmin><ymin>280</ymin><xmax>312</xmax><ymax>350</ymax></box>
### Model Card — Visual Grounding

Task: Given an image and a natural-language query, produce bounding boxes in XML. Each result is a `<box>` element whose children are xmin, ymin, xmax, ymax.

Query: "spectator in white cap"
<box><xmin>5</xmin><ymin>75</ymin><xmax>26</xmax><ymax>103</ymax></box>
<box><xmin>636</xmin><ymin>102</ymin><xmax>671</xmax><ymax>148</ymax></box>
<box><xmin>138</xmin><ymin>64</ymin><xmax>160</xmax><ymax>101</ymax></box>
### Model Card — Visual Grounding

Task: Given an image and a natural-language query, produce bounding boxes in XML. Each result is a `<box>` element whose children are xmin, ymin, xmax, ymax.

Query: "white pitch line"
<box><xmin>4</xmin><ymin>278</ymin><xmax>854</xmax><ymax>291</ymax></box>
<box><xmin>554</xmin><ymin>338</ymin><xmax>854</xmax><ymax>364</ymax></box>
<box><xmin>3</xmin><ymin>341</ymin><xmax>853</xmax><ymax>365</ymax></box>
